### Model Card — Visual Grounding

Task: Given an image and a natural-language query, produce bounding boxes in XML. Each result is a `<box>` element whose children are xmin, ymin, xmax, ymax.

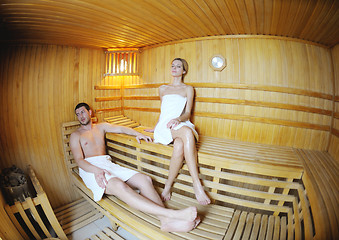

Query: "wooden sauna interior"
<box><xmin>0</xmin><ymin>0</ymin><xmax>338</xmax><ymax>239</ymax></box>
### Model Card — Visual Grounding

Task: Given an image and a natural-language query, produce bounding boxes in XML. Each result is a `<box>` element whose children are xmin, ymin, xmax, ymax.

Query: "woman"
<box><xmin>146</xmin><ymin>58</ymin><xmax>210</xmax><ymax>205</ymax></box>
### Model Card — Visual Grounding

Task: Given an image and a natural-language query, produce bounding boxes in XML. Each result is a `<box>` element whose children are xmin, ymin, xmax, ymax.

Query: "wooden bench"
<box><xmin>61</xmin><ymin>115</ymin><xmax>337</xmax><ymax>239</ymax></box>
<box><xmin>296</xmin><ymin>149</ymin><xmax>339</xmax><ymax>239</ymax></box>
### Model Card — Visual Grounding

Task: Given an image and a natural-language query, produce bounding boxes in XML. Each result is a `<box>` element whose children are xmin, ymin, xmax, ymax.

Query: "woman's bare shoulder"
<box><xmin>159</xmin><ymin>84</ymin><xmax>169</xmax><ymax>96</ymax></box>
<box><xmin>184</xmin><ymin>84</ymin><xmax>194</xmax><ymax>93</ymax></box>
<box><xmin>159</xmin><ymin>84</ymin><xmax>168</xmax><ymax>90</ymax></box>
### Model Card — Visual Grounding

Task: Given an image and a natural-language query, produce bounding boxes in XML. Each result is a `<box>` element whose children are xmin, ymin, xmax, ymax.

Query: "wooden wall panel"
<box><xmin>328</xmin><ymin>44</ymin><xmax>339</xmax><ymax>162</ymax></box>
<box><xmin>0</xmin><ymin>45</ymin><xmax>115</xmax><ymax>208</ymax></box>
<box><xmin>125</xmin><ymin>37</ymin><xmax>334</xmax><ymax>150</ymax></box>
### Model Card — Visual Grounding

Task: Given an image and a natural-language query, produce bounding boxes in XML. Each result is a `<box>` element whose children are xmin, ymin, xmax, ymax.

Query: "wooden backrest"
<box><xmin>61</xmin><ymin>120</ymin><xmax>81</xmax><ymax>173</ymax></box>
<box><xmin>61</xmin><ymin>117</ymin><xmax>99</xmax><ymax>173</ymax></box>
<box><xmin>106</xmin><ymin>132</ymin><xmax>315</xmax><ymax>240</ymax></box>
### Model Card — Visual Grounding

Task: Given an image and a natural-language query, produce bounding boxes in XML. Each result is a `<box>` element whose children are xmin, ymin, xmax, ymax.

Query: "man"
<box><xmin>69</xmin><ymin>103</ymin><xmax>200</xmax><ymax>232</ymax></box>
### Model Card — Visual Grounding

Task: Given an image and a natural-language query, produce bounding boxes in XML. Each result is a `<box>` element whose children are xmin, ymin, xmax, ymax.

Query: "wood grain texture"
<box><xmin>0</xmin><ymin>45</ymin><xmax>115</xmax><ymax>208</ymax></box>
<box><xmin>1</xmin><ymin>0</ymin><xmax>338</xmax><ymax>48</ymax></box>
<box><xmin>328</xmin><ymin>44</ymin><xmax>339</xmax><ymax>161</ymax></box>
<box><xmin>0</xmin><ymin>193</ymin><xmax>23</xmax><ymax>239</ymax></box>
<box><xmin>125</xmin><ymin>37</ymin><xmax>334</xmax><ymax>150</ymax></box>
<box><xmin>0</xmin><ymin>36</ymin><xmax>337</xmax><ymax>211</ymax></box>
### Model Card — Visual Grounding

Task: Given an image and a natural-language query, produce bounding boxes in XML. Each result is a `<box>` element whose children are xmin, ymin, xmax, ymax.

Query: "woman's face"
<box><xmin>171</xmin><ymin>60</ymin><xmax>185</xmax><ymax>77</ymax></box>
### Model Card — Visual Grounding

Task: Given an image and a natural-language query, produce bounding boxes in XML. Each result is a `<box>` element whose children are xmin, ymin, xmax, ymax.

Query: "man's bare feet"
<box><xmin>168</xmin><ymin>206</ymin><xmax>197</xmax><ymax>222</ymax></box>
<box><xmin>161</xmin><ymin>186</ymin><xmax>172</xmax><ymax>201</ymax></box>
<box><xmin>160</xmin><ymin>216</ymin><xmax>201</xmax><ymax>232</ymax></box>
<box><xmin>193</xmin><ymin>182</ymin><xmax>211</xmax><ymax>205</ymax></box>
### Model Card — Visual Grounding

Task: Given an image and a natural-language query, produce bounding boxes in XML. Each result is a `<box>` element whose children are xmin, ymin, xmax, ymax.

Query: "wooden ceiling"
<box><xmin>0</xmin><ymin>0</ymin><xmax>338</xmax><ymax>49</ymax></box>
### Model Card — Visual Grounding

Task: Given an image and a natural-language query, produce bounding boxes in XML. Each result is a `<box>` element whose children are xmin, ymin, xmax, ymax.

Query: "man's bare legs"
<box><xmin>161</xmin><ymin>138</ymin><xmax>184</xmax><ymax>201</ymax></box>
<box><xmin>105</xmin><ymin>173</ymin><xmax>200</xmax><ymax>232</ymax></box>
<box><xmin>171</xmin><ymin>127</ymin><xmax>211</xmax><ymax>205</ymax></box>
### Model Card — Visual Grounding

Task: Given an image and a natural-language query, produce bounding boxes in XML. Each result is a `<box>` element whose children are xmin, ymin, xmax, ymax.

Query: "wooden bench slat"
<box><xmin>233</xmin><ymin>211</ymin><xmax>248</xmax><ymax>240</ymax></box>
<box><xmin>26</xmin><ymin>197</ymin><xmax>52</xmax><ymax>238</ymax></box>
<box><xmin>63</xmin><ymin>212</ymin><xmax>103</xmax><ymax>235</ymax></box>
<box><xmin>266</xmin><ymin>215</ymin><xmax>275</xmax><ymax>240</ymax></box>
<box><xmin>258</xmin><ymin>214</ymin><xmax>268</xmax><ymax>240</ymax></box>
<box><xmin>287</xmin><ymin>210</ymin><xmax>293</xmax><ymax>240</ymax></box>
<box><xmin>90</xmin><ymin>235</ymin><xmax>100</xmax><ymax>240</ymax></box>
<box><xmin>14</xmin><ymin>201</ymin><xmax>41</xmax><ymax>239</ymax></box>
<box><xmin>98</xmin><ymin>230</ymin><xmax>113</xmax><ymax>240</ymax></box>
<box><xmin>55</xmin><ymin>199</ymin><xmax>89</xmax><ymax>218</ymax></box>
<box><xmin>224</xmin><ymin>210</ymin><xmax>241</xmax><ymax>240</ymax></box>
<box><xmin>296</xmin><ymin>149</ymin><xmax>339</xmax><ymax>239</ymax></box>
<box><xmin>103</xmin><ymin>115</ymin><xmax>125</xmax><ymax>121</ymax></box>
<box><xmin>280</xmin><ymin>217</ymin><xmax>287</xmax><ymax>240</ymax></box>
<box><xmin>250</xmin><ymin>214</ymin><xmax>262</xmax><ymax>240</ymax></box>
<box><xmin>241</xmin><ymin>212</ymin><xmax>254</xmax><ymax>240</ymax></box>
<box><xmin>103</xmin><ymin>227</ymin><xmax>125</xmax><ymax>240</ymax></box>
<box><xmin>273</xmin><ymin>216</ymin><xmax>280</xmax><ymax>240</ymax></box>
<box><xmin>54</xmin><ymin>198</ymin><xmax>85</xmax><ymax>214</ymax></box>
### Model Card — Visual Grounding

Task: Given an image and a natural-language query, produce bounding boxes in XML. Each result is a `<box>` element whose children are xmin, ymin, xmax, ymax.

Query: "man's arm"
<box><xmin>69</xmin><ymin>132</ymin><xmax>110</xmax><ymax>188</ymax></box>
<box><xmin>100</xmin><ymin>122</ymin><xmax>152</xmax><ymax>143</ymax></box>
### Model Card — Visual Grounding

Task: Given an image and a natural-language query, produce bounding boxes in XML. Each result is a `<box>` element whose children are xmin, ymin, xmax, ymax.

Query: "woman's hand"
<box><xmin>167</xmin><ymin>118</ymin><xmax>181</xmax><ymax>129</ymax></box>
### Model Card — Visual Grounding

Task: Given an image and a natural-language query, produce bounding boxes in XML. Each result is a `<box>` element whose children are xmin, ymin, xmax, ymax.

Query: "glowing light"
<box><xmin>120</xmin><ymin>59</ymin><xmax>127</xmax><ymax>72</ymax></box>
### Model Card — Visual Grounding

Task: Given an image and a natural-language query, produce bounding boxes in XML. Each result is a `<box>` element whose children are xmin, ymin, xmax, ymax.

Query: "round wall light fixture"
<box><xmin>210</xmin><ymin>55</ymin><xmax>226</xmax><ymax>71</ymax></box>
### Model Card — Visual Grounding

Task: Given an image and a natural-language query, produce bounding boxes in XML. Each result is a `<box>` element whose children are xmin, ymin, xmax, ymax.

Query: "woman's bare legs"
<box><xmin>171</xmin><ymin>127</ymin><xmax>211</xmax><ymax>205</ymax></box>
<box><xmin>105</xmin><ymin>173</ymin><xmax>200</xmax><ymax>232</ymax></box>
<box><xmin>161</xmin><ymin>138</ymin><xmax>184</xmax><ymax>201</ymax></box>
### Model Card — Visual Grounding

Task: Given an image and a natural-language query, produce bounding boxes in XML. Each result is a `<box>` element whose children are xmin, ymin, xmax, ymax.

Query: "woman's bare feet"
<box><xmin>193</xmin><ymin>182</ymin><xmax>211</xmax><ymax>205</ymax></box>
<box><xmin>160</xmin><ymin>216</ymin><xmax>201</xmax><ymax>232</ymax></box>
<box><xmin>161</xmin><ymin>186</ymin><xmax>172</xmax><ymax>201</ymax></box>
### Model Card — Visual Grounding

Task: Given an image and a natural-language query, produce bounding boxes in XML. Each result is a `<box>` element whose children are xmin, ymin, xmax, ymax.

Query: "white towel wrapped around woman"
<box><xmin>154</xmin><ymin>94</ymin><xmax>198</xmax><ymax>145</ymax></box>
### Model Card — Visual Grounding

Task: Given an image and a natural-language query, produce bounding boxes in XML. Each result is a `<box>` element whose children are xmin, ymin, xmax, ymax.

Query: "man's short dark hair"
<box><xmin>75</xmin><ymin>102</ymin><xmax>90</xmax><ymax>112</ymax></box>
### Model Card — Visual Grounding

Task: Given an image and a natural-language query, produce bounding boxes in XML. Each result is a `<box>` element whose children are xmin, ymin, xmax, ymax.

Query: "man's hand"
<box><xmin>94</xmin><ymin>169</ymin><xmax>111</xmax><ymax>189</ymax></box>
<box><xmin>136</xmin><ymin>132</ymin><xmax>153</xmax><ymax>143</ymax></box>
<box><xmin>144</xmin><ymin>128</ymin><xmax>154</xmax><ymax>133</ymax></box>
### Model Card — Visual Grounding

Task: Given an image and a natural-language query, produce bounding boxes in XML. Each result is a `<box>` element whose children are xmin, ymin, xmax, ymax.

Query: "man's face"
<box><xmin>75</xmin><ymin>106</ymin><xmax>91</xmax><ymax>125</ymax></box>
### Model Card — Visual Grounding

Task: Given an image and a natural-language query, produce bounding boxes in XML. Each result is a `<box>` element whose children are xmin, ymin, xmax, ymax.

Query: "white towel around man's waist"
<box><xmin>79</xmin><ymin>155</ymin><xmax>138</xmax><ymax>201</ymax></box>
<box><xmin>154</xmin><ymin>94</ymin><xmax>198</xmax><ymax>145</ymax></box>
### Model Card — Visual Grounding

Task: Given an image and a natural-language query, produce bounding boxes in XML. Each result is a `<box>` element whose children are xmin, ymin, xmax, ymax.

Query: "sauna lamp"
<box><xmin>105</xmin><ymin>48</ymin><xmax>139</xmax><ymax>76</ymax></box>
<box><xmin>210</xmin><ymin>55</ymin><xmax>226</xmax><ymax>71</ymax></box>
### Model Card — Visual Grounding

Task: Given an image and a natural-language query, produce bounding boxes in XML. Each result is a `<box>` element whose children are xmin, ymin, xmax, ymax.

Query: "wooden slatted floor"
<box><xmin>85</xmin><ymin>227</ymin><xmax>125</xmax><ymax>240</ymax></box>
<box><xmin>54</xmin><ymin>198</ymin><xmax>104</xmax><ymax>236</ymax></box>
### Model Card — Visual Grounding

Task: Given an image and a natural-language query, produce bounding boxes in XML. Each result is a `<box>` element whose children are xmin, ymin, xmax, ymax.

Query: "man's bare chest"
<box><xmin>79</xmin><ymin>129</ymin><xmax>104</xmax><ymax>148</ymax></box>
